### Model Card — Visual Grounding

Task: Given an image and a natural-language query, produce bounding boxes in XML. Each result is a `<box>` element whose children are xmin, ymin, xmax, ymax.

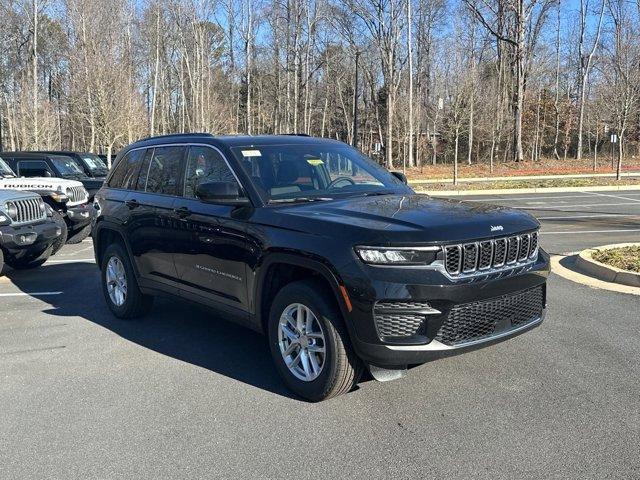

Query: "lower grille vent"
<box><xmin>435</xmin><ymin>286</ymin><xmax>544</xmax><ymax>346</ymax></box>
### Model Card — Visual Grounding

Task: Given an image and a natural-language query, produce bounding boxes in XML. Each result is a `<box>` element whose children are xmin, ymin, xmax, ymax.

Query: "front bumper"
<box><xmin>66</xmin><ymin>204</ymin><xmax>95</xmax><ymax>228</ymax></box>
<box><xmin>0</xmin><ymin>221</ymin><xmax>61</xmax><ymax>255</ymax></box>
<box><xmin>343</xmin><ymin>249</ymin><xmax>551</xmax><ymax>368</ymax></box>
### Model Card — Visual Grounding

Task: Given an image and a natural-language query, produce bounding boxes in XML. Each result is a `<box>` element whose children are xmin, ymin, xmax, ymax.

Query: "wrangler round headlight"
<box><xmin>355</xmin><ymin>246</ymin><xmax>440</xmax><ymax>266</ymax></box>
<box><xmin>5</xmin><ymin>201</ymin><xmax>18</xmax><ymax>220</ymax></box>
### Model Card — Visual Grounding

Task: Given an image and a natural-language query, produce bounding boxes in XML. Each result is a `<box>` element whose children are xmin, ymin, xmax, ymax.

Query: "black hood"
<box><xmin>80</xmin><ymin>178</ymin><xmax>104</xmax><ymax>191</ymax></box>
<box><xmin>266</xmin><ymin>194</ymin><xmax>539</xmax><ymax>244</ymax></box>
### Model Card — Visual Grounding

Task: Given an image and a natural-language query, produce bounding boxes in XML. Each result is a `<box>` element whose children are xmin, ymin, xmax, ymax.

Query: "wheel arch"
<box><xmin>93</xmin><ymin>223</ymin><xmax>137</xmax><ymax>274</ymax></box>
<box><xmin>254</xmin><ymin>252</ymin><xmax>353</xmax><ymax>335</ymax></box>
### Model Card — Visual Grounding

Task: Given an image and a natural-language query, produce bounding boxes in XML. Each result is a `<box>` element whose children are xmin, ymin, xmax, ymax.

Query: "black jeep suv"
<box><xmin>34</xmin><ymin>151</ymin><xmax>110</xmax><ymax>182</ymax></box>
<box><xmin>5</xmin><ymin>152</ymin><xmax>104</xmax><ymax>200</ymax></box>
<box><xmin>93</xmin><ymin>134</ymin><xmax>550</xmax><ymax>401</ymax></box>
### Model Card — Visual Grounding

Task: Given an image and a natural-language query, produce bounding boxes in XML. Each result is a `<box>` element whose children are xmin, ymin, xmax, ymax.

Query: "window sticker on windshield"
<box><xmin>241</xmin><ymin>150</ymin><xmax>262</xmax><ymax>157</ymax></box>
<box><xmin>306</xmin><ymin>159</ymin><xmax>324</xmax><ymax>166</ymax></box>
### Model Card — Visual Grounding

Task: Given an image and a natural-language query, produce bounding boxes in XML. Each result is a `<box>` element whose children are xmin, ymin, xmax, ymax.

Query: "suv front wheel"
<box><xmin>268</xmin><ymin>280</ymin><xmax>363</xmax><ymax>401</ymax></box>
<box><xmin>101</xmin><ymin>243</ymin><xmax>153</xmax><ymax>318</ymax></box>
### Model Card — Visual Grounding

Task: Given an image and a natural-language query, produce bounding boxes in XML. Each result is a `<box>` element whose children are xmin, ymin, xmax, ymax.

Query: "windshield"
<box><xmin>81</xmin><ymin>154</ymin><xmax>109</xmax><ymax>175</ymax></box>
<box><xmin>0</xmin><ymin>158</ymin><xmax>15</xmax><ymax>177</ymax></box>
<box><xmin>50</xmin><ymin>155</ymin><xmax>87</xmax><ymax>178</ymax></box>
<box><xmin>231</xmin><ymin>143</ymin><xmax>410</xmax><ymax>202</ymax></box>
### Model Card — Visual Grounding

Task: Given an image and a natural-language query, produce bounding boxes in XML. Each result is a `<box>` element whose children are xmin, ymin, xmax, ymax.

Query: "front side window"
<box><xmin>231</xmin><ymin>143</ymin><xmax>409</xmax><ymax>202</ymax></box>
<box><xmin>107</xmin><ymin>149</ymin><xmax>145</xmax><ymax>189</ymax></box>
<box><xmin>18</xmin><ymin>160</ymin><xmax>53</xmax><ymax>178</ymax></box>
<box><xmin>146</xmin><ymin>146</ymin><xmax>186</xmax><ymax>196</ymax></box>
<box><xmin>49</xmin><ymin>155</ymin><xmax>86</xmax><ymax>178</ymax></box>
<box><xmin>184</xmin><ymin>146</ymin><xmax>238</xmax><ymax>199</ymax></box>
<box><xmin>0</xmin><ymin>158</ymin><xmax>15</xmax><ymax>177</ymax></box>
<box><xmin>81</xmin><ymin>154</ymin><xmax>109</xmax><ymax>176</ymax></box>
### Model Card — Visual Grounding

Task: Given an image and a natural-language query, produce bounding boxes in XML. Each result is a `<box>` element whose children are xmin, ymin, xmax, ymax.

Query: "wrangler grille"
<box><xmin>8</xmin><ymin>197</ymin><xmax>46</xmax><ymax>225</ymax></box>
<box><xmin>435</xmin><ymin>286</ymin><xmax>544</xmax><ymax>346</ymax></box>
<box><xmin>444</xmin><ymin>231</ymin><xmax>538</xmax><ymax>276</ymax></box>
<box><xmin>67</xmin><ymin>186</ymin><xmax>88</xmax><ymax>204</ymax></box>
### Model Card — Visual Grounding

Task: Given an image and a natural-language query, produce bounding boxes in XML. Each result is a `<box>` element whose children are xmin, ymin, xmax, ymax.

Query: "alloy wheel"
<box><xmin>277</xmin><ymin>303</ymin><xmax>327</xmax><ymax>382</ymax></box>
<box><xmin>106</xmin><ymin>256</ymin><xmax>128</xmax><ymax>307</ymax></box>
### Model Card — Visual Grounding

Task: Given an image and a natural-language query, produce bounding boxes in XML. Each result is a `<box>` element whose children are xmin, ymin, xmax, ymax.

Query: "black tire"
<box><xmin>67</xmin><ymin>223</ymin><xmax>91</xmax><ymax>244</ymax></box>
<box><xmin>101</xmin><ymin>242</ymin><xmax>153</xmax><ymax>319</ymax></box>
<box><xmin>50</xmin><ymin>211</ymin><xmax>68</xmax><ymax>255</ymax></box>
<box><xmin>268</xmin><ymin>279</ymin><xmax>363</xmax><ymax>402</ymax></box>
<box><xmin>4</xmin><ymin>246</ymin><xmax>52</xmax><ymax>270</ymax></box>
<box><xmin>0</xmin><ymin>249</ymin><xmax>5</xmax><ymax>276</ymax></box>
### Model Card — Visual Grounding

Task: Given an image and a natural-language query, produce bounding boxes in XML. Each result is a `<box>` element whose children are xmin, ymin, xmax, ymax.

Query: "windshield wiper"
<box><xmin>360</xmin><ymin>190</ymin><xmax>395</xmax><ymax>197</ymax></box>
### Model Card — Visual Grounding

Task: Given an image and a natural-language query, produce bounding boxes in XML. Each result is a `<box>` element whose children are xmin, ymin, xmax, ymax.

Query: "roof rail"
<box><xmin>138</xmin><ymin>132</ymin><xmax>214</xmax><ymax>142</ymax></box>
<box><xmin>282</xmin><ymin>133</ymin><xmax>311</xmax><ymax>137</ymax></box>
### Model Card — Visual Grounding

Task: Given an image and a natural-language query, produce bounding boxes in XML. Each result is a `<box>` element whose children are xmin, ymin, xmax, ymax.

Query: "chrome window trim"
<box><xmin>109</xmin><ymin>143</ymin><xmax>250</xmax><ymax>204</ymax></box>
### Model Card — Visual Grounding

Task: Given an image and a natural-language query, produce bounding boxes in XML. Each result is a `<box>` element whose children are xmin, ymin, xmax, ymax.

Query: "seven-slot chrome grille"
<box><xmin>67</xmin><ymin>186</ymin><xmax>88</xmax><ymax>204</ymax></box>
<box><xmin>8</xmin><ymin>198</ymin><xmax>46</xmax><ymax>225</ymax></box>
<box><xmin>444</xmin><ymin>231</ymin><xmax>539</xmax><ymax>276</ymax></box>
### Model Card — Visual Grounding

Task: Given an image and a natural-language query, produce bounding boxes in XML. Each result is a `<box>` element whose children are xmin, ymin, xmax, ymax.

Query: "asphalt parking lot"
<box><xmin>1</xmin><ymin>189</ymin><xmax>639</xmax><ymax>479</ymax></box>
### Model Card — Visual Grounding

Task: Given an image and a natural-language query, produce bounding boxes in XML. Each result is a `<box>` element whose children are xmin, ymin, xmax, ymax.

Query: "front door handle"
<box><xmin>125</xmin><ymin>199</ymin><xmax>139</xmax><ymax>209</ymax></box>
<box><xmin>173</xmin><ymin>206</ymin><xmax>192</xmax><ymax>218</ymax></box>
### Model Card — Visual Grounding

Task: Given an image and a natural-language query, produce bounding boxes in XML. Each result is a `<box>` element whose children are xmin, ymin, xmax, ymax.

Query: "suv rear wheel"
<box><xmin>101</xmin><ymin>243</ymin><xmax>153</xmax><ymax>318</ymax></box>
<box><xmin>268</xmin><ymin>280</ymin><xmax>363</xmax><ymax>401</ymax></box>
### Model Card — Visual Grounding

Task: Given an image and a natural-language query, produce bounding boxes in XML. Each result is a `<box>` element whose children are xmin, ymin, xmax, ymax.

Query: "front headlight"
<box><xmin>355</xmin><ymin>246</ymin><xmax>440</xmax><ymax>266</ymax></box>
<box><xmin>50</xmin><ymin>192</ymin><xmax>69</xmax><ymax>202</ymax></box>
<box><xmin>5</xmin><ymin>201</ymin><xmax>17</xmax><ymax>220</ymax></box>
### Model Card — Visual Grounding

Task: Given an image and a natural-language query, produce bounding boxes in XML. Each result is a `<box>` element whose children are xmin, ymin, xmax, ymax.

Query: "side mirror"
<box><xmin>43</xmin><ymin>170</ymin><xmax>52</xmax><ymax>178</ymax></box>
<box><xmin>391</xmin><ymin>171</ymin><xmax>408</xmax><ymax>185</ymax></box>
<box><xmin>196</xmin><ymin>181</ymin><xmax>250</xmax><ymax>205</ymax></box>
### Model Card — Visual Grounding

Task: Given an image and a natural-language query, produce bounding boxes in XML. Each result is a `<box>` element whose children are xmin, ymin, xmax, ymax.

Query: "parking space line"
<box><xmin>514</xmin><ymin>202</ymin><xmax>640</xmax><ymax>210</ymax></box>
<box><xmin>57</xmin><ymin>246</ymin><xmax>94</xmax><ymax>257</ymax></box>
<box><xmin>46</xmin><ymin>258</ymin><xmax>95</xmax><ymax>264</ymax></box>
<box><xmin>541</xmin><ymin>229</ymin><xmax>640</xmax><ymax>235</ymax></box>
<box><xmin>584</xmin><ymin>191</ymin><xmax>640</xmax><ymax>203</ymax></box>
<box><xmin>465</xmin><ymin>192</ymin><xmax>640</xmax><ymax>202</ymax></box>
<box><xmin>0</xmin><ymin>292</ymin><xmax>63</xmax><ymax>297</ymax></box>
<box><xmin>537</xmin><ymin>214</ymin><xmax>640</xmax><ymax>220</ymax></box>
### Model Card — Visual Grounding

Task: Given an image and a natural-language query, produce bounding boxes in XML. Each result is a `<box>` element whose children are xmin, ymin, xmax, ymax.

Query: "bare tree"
<box><xmin>575</xmin><ymin>0</ymin><xmax>605</xmax><ymax>160</ymax></box>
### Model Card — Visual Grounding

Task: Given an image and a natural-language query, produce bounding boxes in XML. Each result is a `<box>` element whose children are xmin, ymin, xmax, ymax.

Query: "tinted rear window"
<box><xmin>146</xmin><ymin>146</ymin><xmax>186</xmax><ymax>196</ymax></box>
<box><xmin>108</xmin><ymin>150</ymin><xmax>145</xmax><ymax>189</ymax></box>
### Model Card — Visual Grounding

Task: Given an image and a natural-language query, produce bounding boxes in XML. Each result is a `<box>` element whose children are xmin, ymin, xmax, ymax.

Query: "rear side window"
<box><xmin>134</xmin><ymin>148</ymin><xmax>154</xmax><ymax>191</ymax></box>
<box><xmin>184</xmin><ymin>146</ymin><xmax>237</xmax><ymax>199</ymax></box>
<box><xmin>146</xmin><ymin>146</ymin><xmax>186</xmax><ymax>196</ymax></box>
<box><xmin>108</xmin><ymin>149</ymin><xmax>145</xmax><ymax>189</ymax></box>
<box><xmin>17</xmin><ymin>160</ymin><xmax>52</xmax><ymax>177</ymax></box>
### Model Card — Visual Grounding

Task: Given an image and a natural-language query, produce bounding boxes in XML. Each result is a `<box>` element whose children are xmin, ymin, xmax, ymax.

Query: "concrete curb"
<box><xmin>550</xmin><ymin>255</ymin><xmax>640</xmax><ymax>296</ymax></box>
<box><xmin>575</xmin><ymin>243</ymin><xmax>640</xmax><ymax>288</ymax></box>
<box><xmin>409</xmin><ymin>171</ymin><xmax>640</xmax><ymax>185</ymax></box>
<box><xmin>416</xmin><ymin>184</ymin><xmax>640</xmax><ymax>196</ymax></box>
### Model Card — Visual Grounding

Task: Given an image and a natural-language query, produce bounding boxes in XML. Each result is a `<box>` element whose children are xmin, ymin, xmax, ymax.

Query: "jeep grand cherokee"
<box><xmin>92</xmin><ymin>134</ymin><xmax>550</xmax><ymax>401</ymax></box>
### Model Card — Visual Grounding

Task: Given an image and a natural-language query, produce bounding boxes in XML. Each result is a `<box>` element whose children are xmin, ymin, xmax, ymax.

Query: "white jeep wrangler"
<box><xmin>0</xmin><ymin>157</ymin><xmax>95</xmax><ymax>251</ymax></box>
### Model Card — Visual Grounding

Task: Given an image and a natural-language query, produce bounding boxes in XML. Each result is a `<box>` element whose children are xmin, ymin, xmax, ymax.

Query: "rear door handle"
<box><xmin>125</xmin><ymin>199</ymin><xmax>140</xmax><ymax>209</ymax></box>
<box><xmin>173</xmin><ymin>206</ymin><xmax>192</xmax><ymax>218</ymax></box>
